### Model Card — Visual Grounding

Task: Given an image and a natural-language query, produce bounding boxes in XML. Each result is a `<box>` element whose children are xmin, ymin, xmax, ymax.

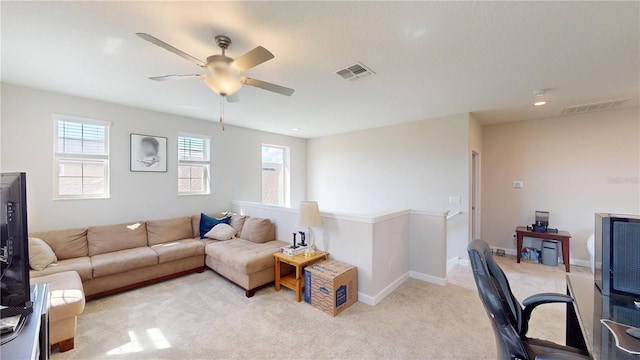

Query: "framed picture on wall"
<box><xmin>130</xmin><ymin>133</ymin><xmax>167</xmax><ymax>172</ymax></box>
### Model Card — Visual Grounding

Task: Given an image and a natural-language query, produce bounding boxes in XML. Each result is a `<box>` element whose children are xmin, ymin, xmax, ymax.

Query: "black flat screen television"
<box><xmin>1</xmin><ymin>172</ymin><xmax>33</xmax><ymax>317</ymax></box>
<box><xmin>595</xmin><ymin>213</ymin><xmax>640</xmax><ymax>298</ymax></box>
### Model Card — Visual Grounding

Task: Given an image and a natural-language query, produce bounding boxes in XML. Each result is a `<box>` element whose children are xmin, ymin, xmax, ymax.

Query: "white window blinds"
<box><xmin>178</xmin><ymin>134</ymin><xmax>211</xmax><ymax>195</ymax></box>
<box><xmin>53</xmin><ymin>115</ymin><xmax>110</xmax><ymax>199</ymax></box>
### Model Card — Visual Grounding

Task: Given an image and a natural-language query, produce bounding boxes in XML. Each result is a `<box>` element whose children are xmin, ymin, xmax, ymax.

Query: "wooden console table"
<box><xmin>516</xmin><ymin>226</ymin><xmax>572</xmax><ymax>272</ymax></box>
<box><xmin>274</xmin><ymin>251</ymin><xmax>329</xmax><ymax>302</ymax></box>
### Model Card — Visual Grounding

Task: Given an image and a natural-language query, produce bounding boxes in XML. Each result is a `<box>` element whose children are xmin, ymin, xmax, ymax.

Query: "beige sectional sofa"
<box><xmin>30</xmin><ymin>213</ymin><xmax>287</xmax><ymax>298</ymax></box>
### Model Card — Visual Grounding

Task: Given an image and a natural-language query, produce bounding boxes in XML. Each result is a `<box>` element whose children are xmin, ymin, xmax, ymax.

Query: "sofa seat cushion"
<box><xmin>150</xmin><ymin>239</ymin><xmax>205</xmax><ymax>264</ymax></box>
<box><xmin>31</xmin><ymin>271</ymin><xmax>85</xmax><ymax>323</ymax></box>
<box><xmin>146</xmin><ymin>217</ymin><xmax>193</xmax><ymax>246</ymax></box>
<box><xmin>30</xmin><ymin>257</ymin><xmax>93</xmax><ymax>282</ymax></box>
<box><xmin>91</xmin><ymin>247</ymin><xmax>158</xmax><ymax>278</ymax></box>
<box><xmin>87</xmin><ymin>221</ymin><xmax>148</xmax><ymax>256</ymax></box>
<box><xmin>205</xmin><ymin>239</ymin><xmax>288</xmax><ymax>275</ymax></box>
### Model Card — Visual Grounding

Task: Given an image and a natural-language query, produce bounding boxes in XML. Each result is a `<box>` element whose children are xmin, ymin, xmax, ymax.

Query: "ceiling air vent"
<box><xmin>561</xmin><ymin>98</ymin><xmax>630</xmax><ymax>115</ymax></box>
<box><xmin>335</xmin><ymin>62</ymin><xmax>375</xmax><ymax>81</ymax></box>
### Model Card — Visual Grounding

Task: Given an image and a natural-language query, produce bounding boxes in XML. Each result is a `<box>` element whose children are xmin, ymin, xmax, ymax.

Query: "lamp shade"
<box><xmin>296</xmin><ymin>201</ymin><xmax>322</xmax><ymax>228</ymax></box>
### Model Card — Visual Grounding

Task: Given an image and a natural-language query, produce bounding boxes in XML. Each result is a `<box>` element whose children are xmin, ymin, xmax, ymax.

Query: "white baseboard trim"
<box><xmin>446</xmin><ymin>257</ymin><xmax>459</xmax><ymax>273</ymax></box>
<box><xmin>358</xmin><ymin>272</ymin><xmax>410</xmax><ymax>306</ymax></box>
<box><xmin>569</xmin><ymin>259</ymin><xmax>591</xmax><ymax>267</ymax></box>
<box><xmin>357</xmin><ymin>292</ymin><xmax>376</xmax><ymax>306</ymax></box>
<box><xmin>491</xmin><ymin>246</ymin><xmax>591</xmax><ymax>269</ymax></box>
<box><xmin>458</xmin><ymin>258</ymin><xmax>470</xmax><ymax>267</ymax></box>
<box><xmin>409</xmin><ymin>271</ymin><xmax>447</xmax><ymax>286</ymax></box>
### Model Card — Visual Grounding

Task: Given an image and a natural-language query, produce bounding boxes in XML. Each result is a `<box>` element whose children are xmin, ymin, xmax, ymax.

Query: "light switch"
<box><xmin>449</xmin><ymin>196</ymin><xmax>461</xmax><ymax>204</ymax></box>
<box><xmin>513</xmin><ymin>181</ymin><xmax>524</xmax><ymax>189</ymax></box>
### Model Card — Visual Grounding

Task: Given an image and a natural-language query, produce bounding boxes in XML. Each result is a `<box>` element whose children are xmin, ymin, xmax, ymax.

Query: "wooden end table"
<box><xmin>273</xmin><ymin>251</ymin><xmax>329</xmax><ymax>302</ymax></box>
<box><xmin>515</xmin><ymin>226</ymin><xmax>572</xmax><ymax>272</ymax></box>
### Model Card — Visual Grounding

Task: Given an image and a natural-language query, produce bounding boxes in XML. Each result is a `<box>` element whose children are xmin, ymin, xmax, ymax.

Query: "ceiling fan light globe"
<box><xmin>203</xmin><ymin>74</ymin><xmax>242</xmax><ymax>97</ymax></box>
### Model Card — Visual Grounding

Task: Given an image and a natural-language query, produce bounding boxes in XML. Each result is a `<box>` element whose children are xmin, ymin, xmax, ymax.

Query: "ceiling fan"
<box><xmin>136</xmin><ymin>33</ymin><xmax>294</xmax><ymax>103</ymax></box>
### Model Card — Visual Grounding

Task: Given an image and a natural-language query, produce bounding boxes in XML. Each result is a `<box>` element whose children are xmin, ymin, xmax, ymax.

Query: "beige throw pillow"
<box><xmin>204</xmin><ymin>223</ymin><xmax>237</xmax><ymax>241</ymax></box>
<box><xmin>28</xmin><ymin>237</ymin><xmax>58</xmax><ymax>271</ymax></box>
<box><xmin>241</xmin><ymin>217</ymin><xmax>273</xmax><ymax>243</ymax></box>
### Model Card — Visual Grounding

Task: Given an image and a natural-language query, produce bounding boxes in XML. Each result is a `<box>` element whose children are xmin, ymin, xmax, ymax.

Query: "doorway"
<box><xmin>471</xmin><ymin>151</ymin><xmax>481</xmax><ymax>241</ymax></box>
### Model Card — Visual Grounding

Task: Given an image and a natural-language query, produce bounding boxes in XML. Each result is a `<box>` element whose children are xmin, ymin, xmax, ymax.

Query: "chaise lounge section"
<box><xmin>30</xmin><ymin>271</ymin><xmax>85</xmax><ymax>352</ymax></box>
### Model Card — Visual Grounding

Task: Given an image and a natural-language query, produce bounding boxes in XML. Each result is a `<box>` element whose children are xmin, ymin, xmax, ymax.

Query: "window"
<box><xmin>261</xmin><ymin>145</ymin><xmax>290</xmax><ymax>206</ymax></box>
<box><xmin>178</xmin><ymin>134</ymin><xmax>210</xmax><ymax>195</ymax></box>
<box><xmin>53</xmin><ymin>114</ymin><xmax>110</xmax><ymax>199</ymax></box>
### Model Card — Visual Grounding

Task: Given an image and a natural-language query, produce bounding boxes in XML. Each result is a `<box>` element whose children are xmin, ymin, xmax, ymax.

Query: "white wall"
<box><xmin>231</xmin><ymin>201</ymin><xmax>403</xmax><ymax>305</ymax></box>
<box><xmin>307</xmin><ymin>113</ymin><xmax>472</xmax><ymax>261</ymax></box>
<box><xmin>0</xmin><ymin>83</ymin><xmax>307</xmax><ymax>231</ymax></box>
<box><xmin>371</xmin><ymin>213</ymin><xmax>410</xmax><ymax>297</ymax></box>
<box><xmin>409</xmin><ymin>211</ymin><xmax>449</xmax><ymax>285</ymax></box>
<box><xmin>481</xmin><ymin>106</ymin><xmax>640</xmax><ymax>263</ymax></box>
<box><xmin>231</xmin><ymin>201</ymin><xmax>453</xmax><ymax>303</ymax></box>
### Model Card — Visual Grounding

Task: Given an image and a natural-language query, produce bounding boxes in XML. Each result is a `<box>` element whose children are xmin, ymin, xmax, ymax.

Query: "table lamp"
<box><xmin>296</xmin><ymin>201</ymin><xmax>322</xmax><ymax>257</ymax></box>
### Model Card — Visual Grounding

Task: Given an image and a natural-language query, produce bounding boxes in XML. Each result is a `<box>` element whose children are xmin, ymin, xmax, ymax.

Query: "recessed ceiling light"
<box><xmin>292</xmin><ymin>128</ymin><xmax>300</xmax><ymax>132</ymax></box>
<box><xmin>534</xmin><ymin>101</ymin><xmax>547</xmax><ymax>106</ymax></box>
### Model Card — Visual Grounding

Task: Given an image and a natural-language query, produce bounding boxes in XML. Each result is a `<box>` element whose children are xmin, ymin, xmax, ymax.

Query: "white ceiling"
<box><xmin>2</xmin><ymin>1</ymin><xmax>638</xmax><ymax>138</ymax></box>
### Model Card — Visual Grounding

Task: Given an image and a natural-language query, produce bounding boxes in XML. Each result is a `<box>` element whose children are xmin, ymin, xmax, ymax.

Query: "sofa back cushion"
<box><xmin>87</xmin><ymin>221</ymin><xmax>148</xmax><ymax>256</ymax></box>
<box><xmin>146</xmin><ymin>217</ymin><xmax>193</xmax><ymax>246</ymax></box>
<box><xmin>191</xmin><ymin>213</ymin><xmax>227</xmax><ymax>239</ymax></box>
<box><xmin>229</xmin><ymin>215</ymin><xmax>247</xmax><ymax>238</ymax></box>
<box><xmin>29</xmin><ymin>228</ymin><xmax>88</xmax><ymax>260</ymax></box>
<box><xmin>241</xmin><ymin>217</ymin><xmax>276</xmax><ymax>243</ymax></box>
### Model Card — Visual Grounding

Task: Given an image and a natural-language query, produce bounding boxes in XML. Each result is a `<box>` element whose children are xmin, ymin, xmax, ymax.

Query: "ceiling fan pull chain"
<box><xmin>219</xmin><ymin>96</ymin><xmax>225</xmax><ymax>131</ymax></box>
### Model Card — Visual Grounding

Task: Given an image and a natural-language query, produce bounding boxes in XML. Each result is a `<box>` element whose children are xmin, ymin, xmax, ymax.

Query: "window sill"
<box><xmin>53</xmin><ymin>195</ymin><xmax>111</xmax><ymax>201</ymax></box>
<box><xmin>177</xmin><ymin>192</ymin><xmax>211</xmax><ymax>197</ymax></box>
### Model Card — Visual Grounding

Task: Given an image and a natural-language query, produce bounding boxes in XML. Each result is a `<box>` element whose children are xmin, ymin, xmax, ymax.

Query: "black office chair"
<box><xmin>467</xmin><ymin>239</ymin><xmax>590</xmax><ymax>360</ymax></box>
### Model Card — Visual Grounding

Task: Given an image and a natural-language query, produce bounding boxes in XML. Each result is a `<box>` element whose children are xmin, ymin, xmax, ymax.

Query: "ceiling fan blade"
<box><xmin>231</xmin><ymin>46</ymin><xmax>274</xmax><ymax>72</ymax></box>
<box><xmin>149</xmin><ymin>74</ymin><xmax>203</xmax><ymax>81</ymax></box>
<box><xmin>243</xmin><ymin>78</ymin><xmax>295</xmax><ymax>96</ymax></box>
<box><xmin>136</xmin><ymin>33</ymin><xmax>205</xmax><ymax>68</ymax></box>
<box><xmin>225</xmin><ymin>93</ymin><xmax>240</xmax><ymax>103</ymax></box>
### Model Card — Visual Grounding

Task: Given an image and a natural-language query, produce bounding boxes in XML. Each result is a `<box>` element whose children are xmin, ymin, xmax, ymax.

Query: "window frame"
<box><xmin>261</xmin><ymin>144</ymin><xmax>290</xmax><ymax>207</ymax></box>
<box><xmin>177</xmin><ymin>133</ymin><xmax>211</xmax><ymax>196</ymax></box>
<box><xmin>52</xmin><ymin>114</ymin><xmax>111</xmax><ymax>200</ymax></box>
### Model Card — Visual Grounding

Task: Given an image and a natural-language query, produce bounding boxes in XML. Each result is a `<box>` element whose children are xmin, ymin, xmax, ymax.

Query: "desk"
<box><xmin>566</xmin><ymin>274</ymin><xmax>640</xmax><ymax>359</ymax></box>
<box><xmin>274</xmin><ymin>251</ymin><xmax>329</xmax><ymax>302</ymax></box>
<box><xmin>516</xmin><ymin>226</ymin><xmax>572</xmax><ymax>272</ymax></box>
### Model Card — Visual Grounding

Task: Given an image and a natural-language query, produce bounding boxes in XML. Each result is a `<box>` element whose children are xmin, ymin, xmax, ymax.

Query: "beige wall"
<box><xmin>307</xmin><ymin>113</ymin><xmax>472</xmax><ymax>260</ymax></box>
<box><xmin>481</xmin><ymin>106</ymin><xmax>640</xmax><ymax>263</ymax></box>
<box><xmin>1</xmin><ymin>83</ymin><xmax>307</xmax><ymax>231</ymax></box>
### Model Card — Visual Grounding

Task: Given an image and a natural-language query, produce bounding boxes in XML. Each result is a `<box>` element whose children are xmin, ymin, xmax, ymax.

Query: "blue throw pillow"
<box><xmin>199</xmin><ymin>213</ymin><xmax>231</xmax><ymax>239</ymax></box>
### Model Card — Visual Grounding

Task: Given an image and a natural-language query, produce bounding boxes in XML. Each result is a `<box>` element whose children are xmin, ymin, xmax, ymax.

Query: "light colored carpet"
<box><xmin>53</xmin><ymin>256</ymin><xmax>591</xmax><ymax>360</ymax></box>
